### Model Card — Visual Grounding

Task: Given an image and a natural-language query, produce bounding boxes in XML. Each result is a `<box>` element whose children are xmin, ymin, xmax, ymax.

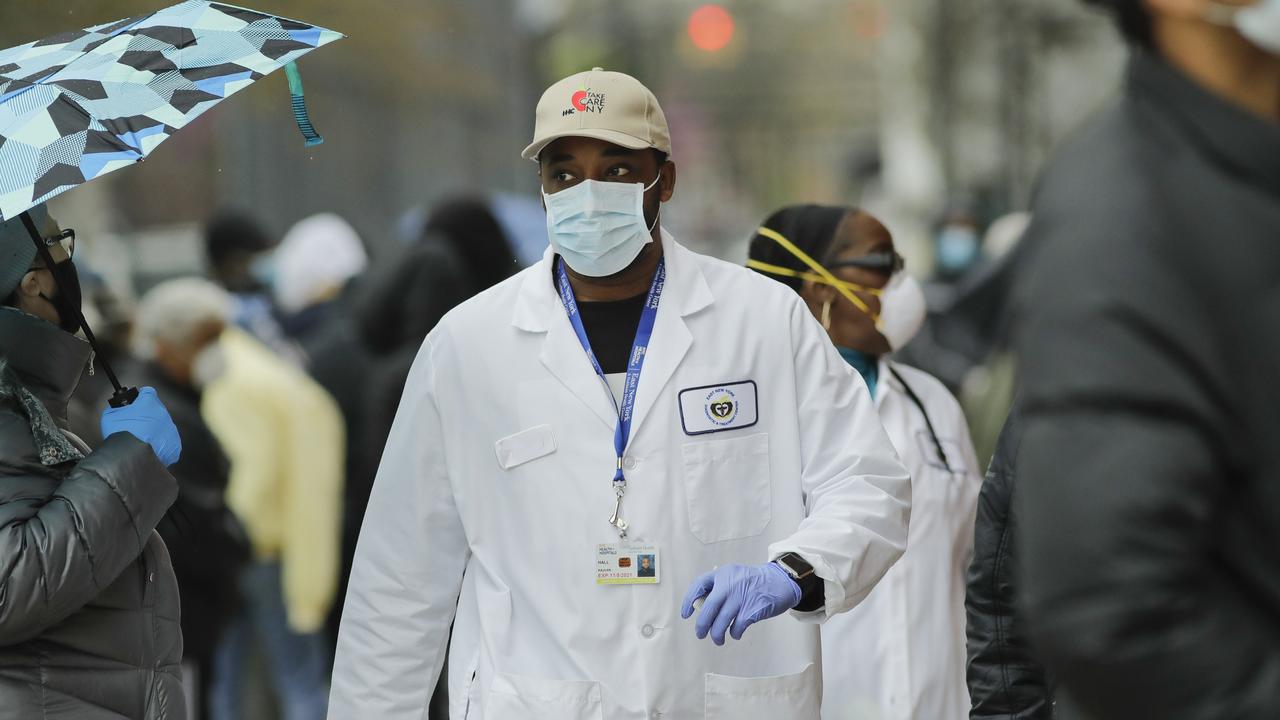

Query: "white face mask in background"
<box><xmin>876</xmin><ymin>272</ymin><xmax>927</xmax><ymax>352</ymax></box>
<box><xmin>543</xmin><ymin>174</ymin><xmax>662</xmax><ymax>278</ymax></box>
<box><xmin>1205</xmin><ymin>0</ymin><xmax>1280</xmax><ymax>55</ymax></box>
<box><xmin>191</xmin><ymin>341</ymin><xmax>227</xmax><ymax>390</ymax></box>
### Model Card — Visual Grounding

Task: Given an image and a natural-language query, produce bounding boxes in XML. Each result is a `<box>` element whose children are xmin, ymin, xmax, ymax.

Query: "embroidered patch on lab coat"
<box><xmin>678</xmin><ymin>380</ymin><xmax>759</xmax><ymax>435</ymax></box>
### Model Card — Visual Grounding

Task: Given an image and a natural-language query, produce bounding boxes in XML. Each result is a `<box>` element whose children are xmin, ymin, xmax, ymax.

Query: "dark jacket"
<box><xmin>136</xmin><ymin>362</ymin><xmax>249</xmax><ymax>666</ymax></box>
<box><xmin>287</xmin><ymin>289</ymin><xmax>378</xmax><ymax>645</ymax></box>
<box><xmin>0</xmin><ymin>308</ymin><xmax>185</xmax><ymax>719</ymax></box>
<box><xmin>966</xmin><ymin>406</ymin><xmax>1054</xmax><ymax>719</ymax></box>
<box><xmin>1015</xmin><ymin>50</ymin><xmax>1280</xmax><ymax>719</ymax></box>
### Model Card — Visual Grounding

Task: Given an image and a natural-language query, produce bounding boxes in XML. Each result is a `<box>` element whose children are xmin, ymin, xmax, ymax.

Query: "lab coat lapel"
<box><xmin>542</xmin><ymin>309</ymin><xmax>618</xmax><ymax>431</ymax></box>
<box><xmin>628</xmin><ymin>232</ymin><xmax>713</xmax><ymax>445</ymax></box>
<box><xmin>511</xmin><ymin>249</ymin><xmax>617</xmax><ymax>431</ymax></box>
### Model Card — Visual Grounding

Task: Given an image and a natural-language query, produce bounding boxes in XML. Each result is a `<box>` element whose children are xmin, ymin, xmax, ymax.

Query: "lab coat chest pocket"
<box><xmin>494</xmin><ymin>425</ymin><xmax>557</xmax><ymax>470</ymax></box>
<box><xmin>682</xmin><ymin>432</ymin><xmax>771</xmax><ymax>544</ymax></box>
<box><xmin>704</xmin><ymin>662</ymin><xmax>820</xmax><ymax>720</ymax></box>
<box><xmin>486</xmin><ymin>672</ymin><xmax>602</xmax><ymax>720</ymax></box>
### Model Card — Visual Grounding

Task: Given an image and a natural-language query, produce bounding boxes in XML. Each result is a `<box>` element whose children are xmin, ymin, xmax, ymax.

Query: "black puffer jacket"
<box><xmin>0</xmin><ymin>308</ymin><xmax>185</xmax><ymax>719</ymax></box>
<box><xmin>965</xmin><ymin>406</ymin><xmax>1054</xmax><ymax>719</ymax></box>
<box><xmin>1016</xmin><ymin>50</ymin><xmax>1280</xmax><ymax>719</ymax></box>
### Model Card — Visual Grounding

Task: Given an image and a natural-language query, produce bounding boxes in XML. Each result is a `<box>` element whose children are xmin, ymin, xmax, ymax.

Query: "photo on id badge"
<box><xmin>597</xmin><ymin>544</ymin><xmax>660</xmax><ymax>585</ymax></box>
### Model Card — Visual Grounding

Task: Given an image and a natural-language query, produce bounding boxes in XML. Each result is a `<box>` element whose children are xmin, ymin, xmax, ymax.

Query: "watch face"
<box><xmin>780</xmin><ymin>554</ymin><xmax>813</xmax><ymax>578</ymax></box>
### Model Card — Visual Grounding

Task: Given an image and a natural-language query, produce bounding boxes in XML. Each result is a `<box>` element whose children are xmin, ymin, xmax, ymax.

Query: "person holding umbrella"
<box><xmin>0</xmin><ymin>204</ymin><xmax>187</xmax><ymax>719</ymax></box>
<box><xmin>0</xmin><ymin>5</ymin><xmax>342</xmax><ymax>718</ymax></box>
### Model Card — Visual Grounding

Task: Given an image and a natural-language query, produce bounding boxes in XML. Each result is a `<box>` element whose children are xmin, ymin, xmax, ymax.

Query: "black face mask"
<box><xmin>38</xmin><ymin>259</ymin><xmax>84</xmax><ymax>334</ymax></box>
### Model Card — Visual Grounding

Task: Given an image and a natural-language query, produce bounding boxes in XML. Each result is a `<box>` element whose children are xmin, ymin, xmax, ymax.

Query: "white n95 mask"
<box><xmin>544</xmin><ymin>175</ymin><xmax>661</xmax><ymax>277</ymax></box>
<box><xmin>876</xmin><ymin>272</ymin><xmax>927</xmax><ymax>352</ymax></box>
<box><xmin>191</xmin><ymin>342</ymin><xmax>227</xmax><ymax>390</ymax></box>
<box><xmin>1205</xmin><ymin>0</ymin><xmax>1280</xmax><ymax>54</ymax></box>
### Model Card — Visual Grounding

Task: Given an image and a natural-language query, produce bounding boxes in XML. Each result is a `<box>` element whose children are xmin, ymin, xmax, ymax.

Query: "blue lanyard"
<box><xmin>555</xmin><ymin>257</ymin><xmax>665</xmax><ymax>494</ymax></box>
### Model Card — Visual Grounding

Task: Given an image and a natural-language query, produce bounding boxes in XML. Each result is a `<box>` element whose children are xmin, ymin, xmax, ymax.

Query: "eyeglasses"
<box><xmin>826</xmin><ymin>250</ymin><xmax>904</xmax><ymax>275</ymax></box>
<box><xmin>44</xmin><ymin>228</ymin><xmax>75</xmax><ymax>260</ymax></box>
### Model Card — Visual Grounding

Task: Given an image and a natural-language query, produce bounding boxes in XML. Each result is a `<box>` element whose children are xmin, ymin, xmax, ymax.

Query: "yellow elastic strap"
<box><xmin>745</xmin><ymin>260</ymin><xmax>884</xmax><ymax>298</ymax></box>
<box><xmin>749</xmin><ymin>226</ymin><xmax>880</xmax><ymax>317</ymax></box>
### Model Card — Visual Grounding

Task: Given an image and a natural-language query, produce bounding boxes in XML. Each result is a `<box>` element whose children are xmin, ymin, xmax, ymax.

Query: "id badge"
<box><xmin>596</xmin><ymin>543</ymin><xmax>660</xmax><ymax>585</ymax></box>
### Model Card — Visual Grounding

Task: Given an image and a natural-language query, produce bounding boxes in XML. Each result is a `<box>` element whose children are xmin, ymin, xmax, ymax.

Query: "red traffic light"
<box><xmin>688</xmin><ymin>4</ymin><xmax>735</xmax><ymax>53</ymax></box>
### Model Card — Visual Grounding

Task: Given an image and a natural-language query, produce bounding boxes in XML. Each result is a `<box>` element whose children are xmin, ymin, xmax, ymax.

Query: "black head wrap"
<box><xmin>747</xmin><ymin>204</ymin><xmax>853</xmax><ymax>293</ymax></box>
<box><xmin>420</xmin><ymin>197</ymin><xmax>519</xmax><ymax>298</ymax></box>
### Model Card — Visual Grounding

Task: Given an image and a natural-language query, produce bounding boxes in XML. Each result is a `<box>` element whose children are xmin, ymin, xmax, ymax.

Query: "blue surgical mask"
<box><xmin>936</xmin><ymin>226</ymin><xmax>980</xmax><ymax>276</ymax></box>
<box><xmin>249</xmin><ymin>253</ymin><xmax>277</xmax><ymax>290</ymax></box>
<box><xmin>543</xmin><ymin>175</ymin><xmax>661</xmax><ymax>277</ymax></box>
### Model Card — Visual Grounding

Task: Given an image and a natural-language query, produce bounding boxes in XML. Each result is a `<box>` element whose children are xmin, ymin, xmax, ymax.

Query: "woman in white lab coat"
<box><xmin>748</xmin><ymin>205</ymin><xmax>983</xmax><ymax>720</ymax></box>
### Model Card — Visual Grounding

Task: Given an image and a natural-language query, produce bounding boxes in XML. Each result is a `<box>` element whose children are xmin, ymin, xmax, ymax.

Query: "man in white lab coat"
<box><xmin>329</xmin><ymin>68</ymin><xmax>912</xmax><ymax>720</ymax></box>
<box><xmin>748</xmin><ymin>205</ymin><xmax>983</xmax><ymax>720</ymax></box>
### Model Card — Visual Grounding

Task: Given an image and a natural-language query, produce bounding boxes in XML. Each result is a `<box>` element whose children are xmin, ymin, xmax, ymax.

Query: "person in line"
<box><xmin>748</xmin><ymin>205</ymin><xmax>983</xmax><ymax>720</ymax></box>
<box><xmin>350</xmin><ymin>197</ymin><xmax>519</xmax><ymax>719</ymax></box>
<box><xmin>0</xmin><ymin>206</ymin><xmax>186</xmax><ymax>719</ymax></box>
<box><xmin>1015</xmin><ymin>0</ymin><xmax>1280</xmax><ymax>717</ymax></box>
<box><xmin>965</xmin><ymin>404</ymin><xmax>1056</xmax><ymax>720</ymax></box>
<box><xmin>266</xmin><ymin>213</ymin><xmax>377</xmax><ymax>650</ymax></box>
<box><xmin>272</xmin><ymin>212</ymin><xmax>371</xmax><ymax>342</ymax></box>
<box><xmin>132</xmin><ymin>279</ymin><xmax>253</xmax><ymax>719</ymax></box>
<box><xmin>329</xmin><ymin>68</ymin><xmax>911</xmax><ymax>719</ymax></box>
<box><xmin>195</xmin><ymin>275</ymin><xmax>345</xmax><ymax>720</ymax></box>
<box><xmin>204</xmin><ymin>211</ymin><xmax>303</xmax><ymax>365</ymax></box>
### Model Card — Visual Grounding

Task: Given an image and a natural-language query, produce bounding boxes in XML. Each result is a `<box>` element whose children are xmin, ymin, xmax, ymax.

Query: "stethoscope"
<box><xmin>886</xmin><ymin>365</ymin><xmax>953</xmax><ymax>473</ymax></box>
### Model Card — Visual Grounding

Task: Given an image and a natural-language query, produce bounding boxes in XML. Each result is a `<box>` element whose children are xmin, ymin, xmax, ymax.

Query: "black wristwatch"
<box><xmin>774</xmin><ymin>552</ymin><xmax>824</xmax><ymax>612</ymax></box>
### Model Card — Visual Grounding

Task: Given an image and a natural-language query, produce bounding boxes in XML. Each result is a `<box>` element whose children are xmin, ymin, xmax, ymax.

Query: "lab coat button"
<box><xmin>623</xmin><ymin>456</ymin><xmax>638</xmax><ymax>470</ymax></box>
<box><xmin>641</xmin><ymin>624</ymin><xmax>655</xmax><ymax>638</ymax></box>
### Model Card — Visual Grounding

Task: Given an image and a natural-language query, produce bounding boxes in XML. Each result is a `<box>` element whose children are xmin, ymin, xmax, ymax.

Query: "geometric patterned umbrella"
<box><xmin>0</xmin><ymin>1</ymin><xmax>342</xmax><ymax>221</ymax></box>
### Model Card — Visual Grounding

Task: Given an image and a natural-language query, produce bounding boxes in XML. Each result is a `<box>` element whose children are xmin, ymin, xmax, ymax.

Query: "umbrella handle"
<box><xmin>109</xmin><ymin>387</ymin><xmax>140</xmax><ymax>408</ymax></box>
<box><xmin>285</xmin><ymin>62</ymin><xmax>323</xmax><ymax>147</ymax></box>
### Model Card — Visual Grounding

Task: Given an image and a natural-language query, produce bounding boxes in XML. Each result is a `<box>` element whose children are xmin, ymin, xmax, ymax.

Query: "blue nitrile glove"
<box><xmin>100</xmin><ymin>387</ymin><xmax>182</xmax><ymax>466</ymax></box>
<box><xmin>680</xmin><ymin>563</ymin><xmax>803</xmax><ymax>645</ymax></box>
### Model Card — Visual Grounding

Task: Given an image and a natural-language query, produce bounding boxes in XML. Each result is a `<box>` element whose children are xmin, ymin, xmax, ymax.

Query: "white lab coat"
<box><xmin>820</xmin><ymin>361</ymin><xmax>982</xmax><ymax>720</ymax></box>
<box><xmin>329</xmin><ymin>231</ymin><xmax>912</xmax><ymax>720</ymax></box>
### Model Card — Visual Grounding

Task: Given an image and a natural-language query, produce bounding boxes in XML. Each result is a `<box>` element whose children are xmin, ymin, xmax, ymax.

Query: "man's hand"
<box><xmin>100</xmin><ymin>387</ymin><xmax>182</xmax><ymax>466</ymax></box>
<box><xmin>681</xmin><ymin>563</ymin><xmax>802</xmax><ymax>645</ymax></box>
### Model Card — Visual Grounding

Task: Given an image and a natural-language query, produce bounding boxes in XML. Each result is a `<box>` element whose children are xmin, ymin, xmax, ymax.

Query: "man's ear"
<box><xmin>15</xmin><ymin>270</ymin><xmax>42</xmax><ymax>300</ymax></box>
<box><xmin>799</xmin><ymin>278</ymin><xmax>836</xmax><ymax>306</ymax></box>
<box><xmin>659</xmin><ymin>160</ymin><xmax>676</xmax><ymax>202</ymax></box>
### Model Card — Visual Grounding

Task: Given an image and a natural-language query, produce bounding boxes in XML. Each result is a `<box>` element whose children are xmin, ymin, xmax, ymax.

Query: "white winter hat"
<box><xmin>273</xmin><ymin>213</ymin><xmax>368</xmax><ymax>315</ymax></box>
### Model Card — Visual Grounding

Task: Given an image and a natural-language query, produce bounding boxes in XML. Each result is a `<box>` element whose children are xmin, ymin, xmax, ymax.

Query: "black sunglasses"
<box><xmin>827</xmin><ymin>250</ymin><xmax>904</xmax><ymax>275</ymax></box>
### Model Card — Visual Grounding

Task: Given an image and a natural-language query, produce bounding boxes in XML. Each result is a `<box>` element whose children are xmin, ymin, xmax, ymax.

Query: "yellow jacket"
<box><xmin>202</xmin><ymin>327</ymin><xmax>344</xmax><ymax>634</ymax></box>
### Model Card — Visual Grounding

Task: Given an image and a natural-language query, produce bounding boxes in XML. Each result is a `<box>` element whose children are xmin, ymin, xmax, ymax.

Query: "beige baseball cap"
<box><xmin>522</xmin><ymin>67</ymin><xmax>671</xmax><ymax>161</ymax></box>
